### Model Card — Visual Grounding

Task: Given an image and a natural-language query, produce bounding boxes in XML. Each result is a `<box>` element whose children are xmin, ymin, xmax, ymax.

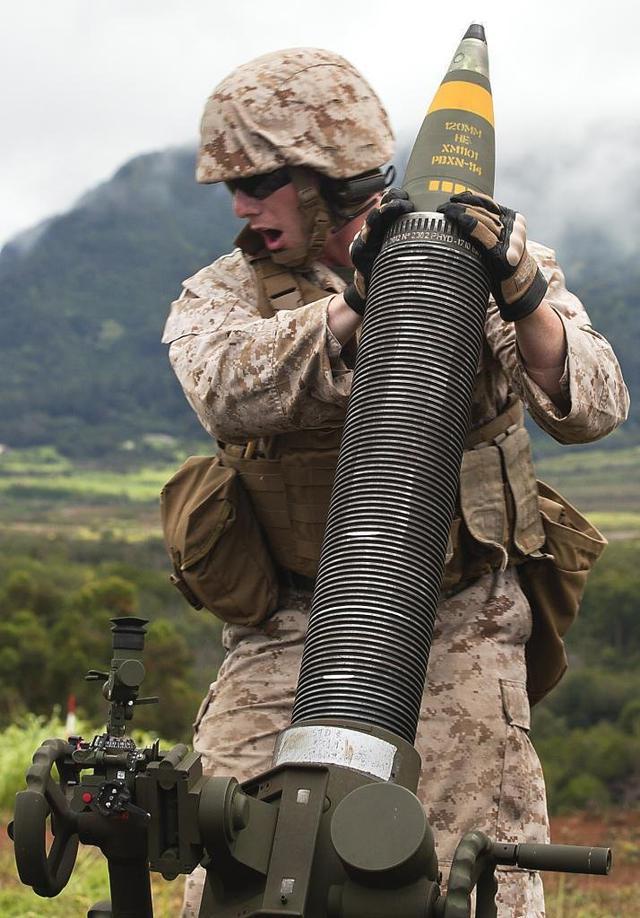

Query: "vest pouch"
<box><xmin>280</xmin><ymin>448</ymin><xmax>336</xmax><ymax>576</ymax></box>
<box><xmin>160</xmin><ymin>456</ymin><xmax>279</xmax><ymax>626</ymax></box>
<box><xmin>520</xmin><ymin>480</ymin><xmax>607</xmax><ymax>705</ymax></box>
<box><xmin>221</xmin><ymin>429</ymin><xmax>342</xmax><ymax>581</ymax></box>
<box><xmin>219</xmin><ymin>452</ymin><xmax>299</xmax><ymax>574</ymax></box>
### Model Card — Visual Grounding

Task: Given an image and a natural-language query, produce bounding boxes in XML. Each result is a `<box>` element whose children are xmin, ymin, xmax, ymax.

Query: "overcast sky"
<box><xmin>3</xmin><ymin>0</ymin><xmax>639</xmax><ymax>249</ymax></box>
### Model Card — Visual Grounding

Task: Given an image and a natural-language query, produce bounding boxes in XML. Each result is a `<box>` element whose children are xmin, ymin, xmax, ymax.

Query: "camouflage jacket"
<box><xmin>162</xmin><ymin>242</ymin><xmax>629</xmax><ymax>446</ymax></box>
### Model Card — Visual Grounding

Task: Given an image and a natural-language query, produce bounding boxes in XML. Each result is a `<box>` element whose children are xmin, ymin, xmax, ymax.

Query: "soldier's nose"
<box><xmin>233</xmin><ymin>189</ymin><xmax>261</xmax><ymax>218</ymax></box>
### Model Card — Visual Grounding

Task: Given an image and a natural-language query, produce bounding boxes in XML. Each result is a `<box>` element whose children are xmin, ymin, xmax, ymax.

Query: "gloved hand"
<box><xmin>343</xmin><ymin>189</ymin><xmax>415</xmax><ymax>315</ymax></box>
<box><xmin>437</xmin><ymin>191</ymin><xmax>548</xmax><ymax>322</ymax></box>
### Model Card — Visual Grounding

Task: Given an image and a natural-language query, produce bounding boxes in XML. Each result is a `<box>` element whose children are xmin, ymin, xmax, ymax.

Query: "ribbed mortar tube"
<box><xmin>291</xmin><ymin>213</ymin><xmax>490</xmax><ymax>745</ymax></box>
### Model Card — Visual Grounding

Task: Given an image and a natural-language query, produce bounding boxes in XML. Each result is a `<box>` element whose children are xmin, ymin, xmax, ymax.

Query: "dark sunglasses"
<box><xmin>226</xmin><ymin>167</ymin><xmax>291</xmax><ymax>200</ymax></box>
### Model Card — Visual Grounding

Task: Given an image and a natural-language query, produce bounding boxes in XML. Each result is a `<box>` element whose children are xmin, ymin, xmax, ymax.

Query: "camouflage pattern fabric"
<box><xmin>163</xmin><ymin>242</ymin><xmax>629</xmax><ymax>447</ymax></box>
<box><xmin>181</xmin><ymin>571</ymin><xmax>547</xmax><ymax>917</ymax></box>
<box><xmin>197</xmin><ymin>48</ymin><xmax>394</xmax><ymax>184</ymax></box>
<box><xmin>165</xmin><ymin>243</ymin><xmax>628</xmax><ymax>917</ymax></box>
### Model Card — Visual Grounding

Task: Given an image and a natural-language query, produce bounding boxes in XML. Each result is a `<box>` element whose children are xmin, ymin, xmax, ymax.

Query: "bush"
<box><xmin>567</xmin><ymin>540</ymin><xmax>640</xmax><ymax>666</ymax></box>
<box><xmin>535</xmin><ymin>721</ymin><xmax>640</xmax><ymax>813</ymax></box>
<box><xmin>539</xmin><ymin>667</ymin><xmax>640</xmax><ymax>731</ymax></box>
<box><xmin>0</xmin><ymin>534</ymin><xmax>223</xmax><ymax>742</ymax></box>
<box><xmin>619</xmin><ymin>699</ymin><xmax>640</xmax><ymax>736</ymax></box>
<box><xmin>554</xmin><ymin>773</ymin><xmax>611</xmax><ymax>812</ymax></box>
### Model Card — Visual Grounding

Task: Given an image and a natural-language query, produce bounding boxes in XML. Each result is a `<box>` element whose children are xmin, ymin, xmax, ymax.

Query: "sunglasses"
<box><xmin>226</xmin><ymin>167</ymin><xmax>291</xmax><ymax>200</ymax></box>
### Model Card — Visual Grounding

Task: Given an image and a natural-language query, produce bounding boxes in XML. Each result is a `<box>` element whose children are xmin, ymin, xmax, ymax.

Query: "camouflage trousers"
<box><xmin>182</xmin><ymin>567</ymin><xmax>549</xmax><ymax>917</ymax></box>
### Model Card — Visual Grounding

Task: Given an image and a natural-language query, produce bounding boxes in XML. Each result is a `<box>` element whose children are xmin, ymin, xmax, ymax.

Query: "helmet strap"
<box><xmin>270</xmin><ymin>167</ymin><xmax>332</xmax><ymax>269</ymax></box>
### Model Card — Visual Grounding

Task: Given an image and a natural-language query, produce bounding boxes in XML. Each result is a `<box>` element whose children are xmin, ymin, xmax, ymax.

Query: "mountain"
<box><xmin>0</xmin><ymin>149</ymin><xmax>242</xmax><ymax>455</ymax></box>
<box><xmin>0</xmin><ymin>141</ymin><xmax>637</xmax><ymax>456</ymax></box>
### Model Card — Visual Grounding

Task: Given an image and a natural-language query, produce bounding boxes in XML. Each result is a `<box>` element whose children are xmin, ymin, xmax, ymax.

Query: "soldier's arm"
<box><xmin>162</xmin><ymin>252</ymin><xmax>353</xmax><ymax>443</ymax></box>
<box><xmin>327</xmin><ymin>293</ymin><xmax>362</xmax><ymax>344</ymax></box>
<box><xmin>513</xmin><ymin>302</ymin><xmax>569</xmax><ymax>411</ymax></box>
<box><xmin>486</xmin><ymin>242</ymin><xmax>629</xmax><ymax>444</ymax></box>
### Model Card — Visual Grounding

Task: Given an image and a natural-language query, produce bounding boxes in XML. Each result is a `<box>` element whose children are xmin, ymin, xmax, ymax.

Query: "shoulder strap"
<box><xmin>241</xmin><ymin>253</ymin><xmax>344</xmax><ymax>458</ymax></box>
<box><xmin>465</xmin><ymin>394</ymin><xmax>524</xmax><ymax>449</ymax></box>
<box><xmin>249</xmin><ymin>253</ymin><xmax>332</xmax><ymax>317</ymax></box>
<box><xmin>238</xmin><ymin>254</ymin><xmax>323</xmax><ymax>456</ymax></box>
<box><xmin>249</xmin><ymin>254</ymin><xmax>304</xmax><ymax>316</ymax></box>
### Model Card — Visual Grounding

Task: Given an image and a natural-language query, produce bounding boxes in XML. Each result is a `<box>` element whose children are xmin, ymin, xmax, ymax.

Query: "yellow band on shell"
<box><xmin>427</xmin><ymin>81</ymin><xmax>494</xmax><ymax>126</ymax></box>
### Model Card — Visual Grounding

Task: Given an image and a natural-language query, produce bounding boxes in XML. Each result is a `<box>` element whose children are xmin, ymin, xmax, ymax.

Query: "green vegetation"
<box><xmin>543</xmin><ymin>809</ymin><xmax>640</xmax><ymax>916</ymax></box>
<box><xmin>0</xmin><ymin>524</ymin><xmax>223</xmax><ymax>742</ymax></box>
<box><xmin>531</xmin><ymin>536</ymin><xmax>640</xmax><ymax>813</ymax></box>
<box><xmin>0</xmin><ymin>444</ymin><xmax>638</xmax><ymax>817</ymax></box>
<box><xmin>533</xmin><ymin>437</ymin><xmax>640</xmax><ymax>824</ymax></box>
<box><xmin>0</xmin><ymin>150</ymin><xmax>241</xmax><ymax>457</ymax></box>
<box><xmin>534</xmin><ymin>445</ymin><xmax>640</xmax><ymax>516</ymax></box>
<box><xmin>0</xmin><ymin>714</ymin><xmax>172</xmax><ymax>812</ymax></box>
<box><xmin>0</xmin><ymin>446</ymin><xmax>224</xmax><ymax>745</ymax></box>
<box><xmin>0</xmin><ymin>147</ymin><xmax>637</xmax><ymax>460</ymax></box>
<box><xmin>3</xmin><ymin>806</ymin><xmax>632</xmax><ymax>918</ymax></box>
<box><xmin>586</xmin><ymin>512</ymin><xmax>640</xmax><ymax>537</ymax></box>
<box><xmin>1</xmin><ymin>723</ymin><xmax>636</xmax><ymax>916</ymax></box>
<box><xmin>1</xmin><ymin>466</ymin><xmax>172</xmax><ymax>503</ymax></box>
<box><xmin>0</xmin><ymin>443</ymin><xmax>210</xmax><ymax>541</ymax></box>
<box><xmin>1</xmin><ymin>143</ymin><xmax>637</xmax><ymax>912</ymax></box>
<box><xmin>0</xmin><ymin>445</ymin><xmax>637</xmax><ymax>911</ymax></box>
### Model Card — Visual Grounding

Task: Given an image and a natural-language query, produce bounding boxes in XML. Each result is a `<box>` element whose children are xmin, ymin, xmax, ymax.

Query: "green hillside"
<box><xmin>0</xmin><ymin>151</ymin><xmax>241</xmax><ymax>455</ymax></box>
<box><xmin>0</xmin><ymin>146</ymin><xmax>637</xmax><ymax>456</ymax></box>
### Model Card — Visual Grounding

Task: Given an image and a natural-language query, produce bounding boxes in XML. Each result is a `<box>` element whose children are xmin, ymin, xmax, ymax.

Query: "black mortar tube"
<box><xmin>291</xmin><ymin>24</ymin><xmax>495</xmax><ymax>746</ymax></box>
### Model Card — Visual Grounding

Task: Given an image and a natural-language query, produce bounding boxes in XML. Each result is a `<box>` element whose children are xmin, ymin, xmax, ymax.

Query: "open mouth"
<box><xmin>259</xmin><ymin>228</ymin><xmax>284</xmax><ymax>250</ymax></box>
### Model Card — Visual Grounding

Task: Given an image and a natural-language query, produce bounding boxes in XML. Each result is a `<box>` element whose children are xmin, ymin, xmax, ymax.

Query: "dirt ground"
<box><xmin>543</xmin><ymin>809</ymin><xmax>639</xmax><ymax>916</ymax></box>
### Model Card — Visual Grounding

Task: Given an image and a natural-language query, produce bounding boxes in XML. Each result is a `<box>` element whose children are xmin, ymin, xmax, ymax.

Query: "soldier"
<box><xmin>162</xmin><ymin>48</ymin><xmax>629</xmax><ymax>917</ymax></box>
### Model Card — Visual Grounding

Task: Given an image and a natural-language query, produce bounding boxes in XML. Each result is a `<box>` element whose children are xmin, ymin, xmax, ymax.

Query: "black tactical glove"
<box><xmin>343</xmin><ymin>189</ymin><xmax>415</xmax><ymax>315</ymax></box>
<box><xmin>437</xmin><ymin>191</ymin><xmax>548</xmax><ymax>322</ymax></box>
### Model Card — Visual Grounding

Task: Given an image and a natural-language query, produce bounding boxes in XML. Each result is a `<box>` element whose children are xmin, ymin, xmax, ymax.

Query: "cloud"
<box><xmin>496</xmin><ymin>121</ymin><xmax>640</xmax><ymax>253</ymax></box>
<box><xmin>3</xmin><ymin>0</ymin><xmax>639</xmax><ymax>247</ymax></box>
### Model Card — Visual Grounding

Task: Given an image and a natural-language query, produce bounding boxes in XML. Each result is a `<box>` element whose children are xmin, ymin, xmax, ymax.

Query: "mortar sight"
<box><xmin>110</xmin><ymin>616</ymin><xmax>149</xmax><ymax>651</ymax></box>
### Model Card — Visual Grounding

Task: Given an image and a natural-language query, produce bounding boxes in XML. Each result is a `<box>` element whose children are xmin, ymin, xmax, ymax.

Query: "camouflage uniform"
<box><xmin>163</xmin><ymin>243</ymin><xmax>629</xmax><ymax>917</ymax></box>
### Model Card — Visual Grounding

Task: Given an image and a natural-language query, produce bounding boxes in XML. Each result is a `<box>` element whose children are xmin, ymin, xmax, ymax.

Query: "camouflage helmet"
<box><xmin>197</xmin><ymin>47</ymin><xmax>394</xmax><ymax>184</ymax></box>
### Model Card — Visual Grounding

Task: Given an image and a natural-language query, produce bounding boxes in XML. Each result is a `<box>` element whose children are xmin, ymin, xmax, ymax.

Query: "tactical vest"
<box><xmin>220</xmin><ymin>254</ymin><xmax>546</xmax><ymax>591</ymax></box>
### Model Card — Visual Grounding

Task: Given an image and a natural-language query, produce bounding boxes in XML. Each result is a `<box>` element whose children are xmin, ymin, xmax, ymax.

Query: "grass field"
<box><xmin>544</xmin><ymin>810</ymin><xmax>639</xmax><ymax>917</ymax></box>
<box><xmin>2</xmin><ymin>443</ymin><xmax>639</xmax><ymax>541</ymax></box>
<box><xmin>0</xmin><ymin>447</ymin><xmax>179</xmax><ymax>540</ymax></box>
<box><xmin>535</xmin><ymin>445</ymin><xmax>640</xmax><ymax>536</ymax></box>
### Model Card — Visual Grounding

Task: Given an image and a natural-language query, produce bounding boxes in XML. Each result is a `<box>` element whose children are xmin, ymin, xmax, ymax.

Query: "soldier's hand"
<box><xmin>343</xmin><ymin>189</ymin><xmax>415</xmax><ymax>315</ymax></box>
<box><xmin>437</xmin><ymin>191</ymin><xmax>548</xmax><ymax>322</ymax></box>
